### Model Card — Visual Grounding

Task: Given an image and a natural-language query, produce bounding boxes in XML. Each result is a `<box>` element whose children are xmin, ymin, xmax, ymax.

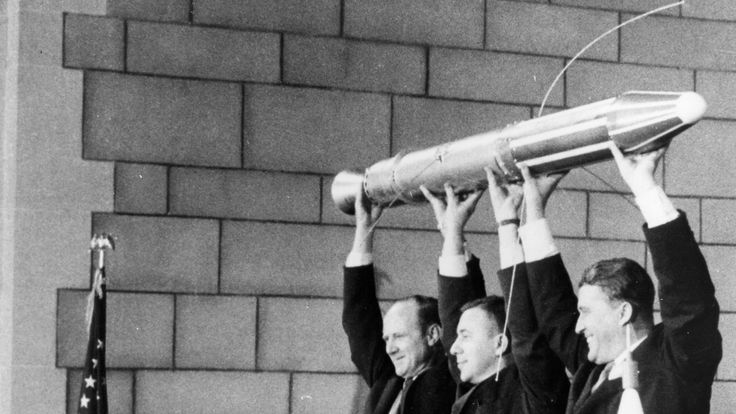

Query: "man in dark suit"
<box><xmin>517</xmin><ymin>144</ymin><xmax>722</xmax><ymax>414</ymax></box>
<box><xmin>422</xmin><ymin>181</ymin><xmax>568</xmax><ymax>414</ymax></box>
<box><xmin>342</xmin><ymin>189</ymin><xmax>456</xmax><ymax>414</ymax></box>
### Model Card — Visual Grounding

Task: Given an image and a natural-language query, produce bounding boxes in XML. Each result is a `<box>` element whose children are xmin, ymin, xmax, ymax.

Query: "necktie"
<box><xmin>592</xmin><ymin>361</ymin><xmax>615</xmax><ymax>393</ymax></box>
<box><xmin>389</xmin><ymin>377</ymin><xmax>414</xmax><ymax>414</ymax></box>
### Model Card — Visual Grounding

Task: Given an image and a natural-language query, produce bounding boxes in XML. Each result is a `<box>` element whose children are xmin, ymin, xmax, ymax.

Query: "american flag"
<box><xmin>77</xmin><ymin>266</ymin><xmax>108</xmax><ymax>414</ymax></box>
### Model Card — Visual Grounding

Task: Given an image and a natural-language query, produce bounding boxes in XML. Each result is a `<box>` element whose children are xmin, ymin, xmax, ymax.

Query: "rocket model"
<box><xmin>332</xmin><ymin>91</ymin><xmax>707</xmax><ymax>215</ymax></box>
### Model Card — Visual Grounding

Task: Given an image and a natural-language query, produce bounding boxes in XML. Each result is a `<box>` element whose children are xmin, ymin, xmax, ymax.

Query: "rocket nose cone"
<box><xmin>676</xmin><ymin>92</ymin><xmax>707</xmax><ymax>124</ymax></box>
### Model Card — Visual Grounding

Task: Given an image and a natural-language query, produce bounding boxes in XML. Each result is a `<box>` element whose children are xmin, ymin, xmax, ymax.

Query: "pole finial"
<box><xmin>90</xmin><ymin>234</ymin><xmax>115</xmax><ymax>251</ymax></box>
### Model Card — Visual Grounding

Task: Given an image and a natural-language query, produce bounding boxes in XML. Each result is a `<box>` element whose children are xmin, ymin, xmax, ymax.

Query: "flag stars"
<box><xmin>80</xmin><ymin>394</ymin><xmax>90</xmax><ymax>408</ymax></box>
<box><xmin>84</xmin><ymin>375</ymin><xmax>96</xmax><ymax>389</ymax></box>
<box><xmin>97</xmin><ymin>339</ymin><xmax>104</xmax><ymax>349</ymax></box>
<box><xmin>91</xmin><ymin>358</ymin><xmax>98</xmax><ymax>368</ymax></box>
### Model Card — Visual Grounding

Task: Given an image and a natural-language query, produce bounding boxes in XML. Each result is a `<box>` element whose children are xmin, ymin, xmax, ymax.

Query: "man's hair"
<box><xmin>579</xmin><ymin>257</ymin><xmax>655</xmax><ymax>323</ymax></box>
<box><xmin>460</xmin><ymin>295</ymin><xmax>511</xmax><ymax>355</ymax></box>
<box><xmin>396</xmin><ymin>295</ymin><xmax>441</xmax><ymax>333</ymax></box>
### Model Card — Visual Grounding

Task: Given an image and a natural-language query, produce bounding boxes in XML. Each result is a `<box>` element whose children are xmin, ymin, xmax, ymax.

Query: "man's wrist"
<box><xmin>346</xmin><ymin>251</ymin><xmax>373</xmax><ymax>267</ymax></box>
<box><xmin>498</xmin><ymin>218</ymin><xmax>520</xmax><ymax>227</ymax></box>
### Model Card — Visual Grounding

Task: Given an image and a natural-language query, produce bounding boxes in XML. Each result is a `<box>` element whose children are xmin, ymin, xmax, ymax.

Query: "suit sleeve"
<box><xmin>342</xmin><ymin>264</ymin><xmax>393</xmax><ymax>386</ymax></box>
<box><xmin>498</xmin><ymin>264</ymin><xmax>569</xmax><ymax>413</ymax></box>
<box><xmin>525</xmin><ymin>254</ymin><xmax>589</xmax><ymax>374</ymax></box>
<box><xmin>645</xmin><ymin>213</ymin><xmax>722</xmax><ymax>379</ymax></box>
<box><xmin>438</xmin><ymin>255</ymin><xmax>485</xmax><ymax>384</ymax></box>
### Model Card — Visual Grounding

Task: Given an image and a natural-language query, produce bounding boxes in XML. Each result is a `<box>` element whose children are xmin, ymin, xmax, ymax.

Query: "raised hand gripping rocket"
<box><xmin>332</xmin><ymin>91</ymin><xmax>706</xmax><ymax>215</ymax></box>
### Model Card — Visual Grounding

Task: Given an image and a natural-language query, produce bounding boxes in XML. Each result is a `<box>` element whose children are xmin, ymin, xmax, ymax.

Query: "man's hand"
<box><xmin>609</xmin><ymin>142</ymin><xmax>666</xmax><ymax>197</ymax></box>
<box><xmin>351</xmin><ymin>188</ymin><xmax>383</xmax><ymax>255</ymax></box>
<box><xmin>420</xmin><ymin>183</ymin><xmax>483</xmax><ymax>257</ymax></box>
<box><xmin>420</xmin><ymin>183</ymin><xmax>483</xmax><ymax>238</ymax></box>
<box><xmin>484</xmin><ymin>167</ymin><xmax>523</xmax><ymax>225</ymax></box>
<box><xmin>519</xmin><ymin>165</ymin><xmax>567</xmax><ymax>223</ymax></box>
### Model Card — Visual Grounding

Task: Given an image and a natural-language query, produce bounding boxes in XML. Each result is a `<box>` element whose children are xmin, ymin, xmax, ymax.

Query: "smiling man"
<box><xmin>519</xmin><ymin>145</ymin><xmax>722</xmax><ymax>414</ymax></box>
<box><xmin>342</xmin><ymin>189</ymin><xmax>455</xmax><ymax>414</ymax></box>
<box><xmin>424</xmin><ymin>181</ymin><xmax>568</xmax><ymax>414</ymax></box>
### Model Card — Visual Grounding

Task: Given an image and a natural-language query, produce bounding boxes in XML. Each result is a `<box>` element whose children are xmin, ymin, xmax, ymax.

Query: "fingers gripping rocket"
<box><xmin>332</xmin><ymin>91</ymin><xmax>706</xmax><ymax>215</ymax></box>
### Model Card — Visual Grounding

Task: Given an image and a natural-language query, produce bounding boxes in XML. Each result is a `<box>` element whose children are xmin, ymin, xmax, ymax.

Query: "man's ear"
<box><xmin>495</xmin><ymin>334</ymin><xmax>509</xmax><ymax>356</ymax></box>
<box><xmin>426</xmin><ymin>324</ymin><xmax>442</xmax><ymax>346</ymax></box>
<box><xmin>618</xmin><ymin>301</ymin><xmax>635</xmax><ymax>326</ymax></box>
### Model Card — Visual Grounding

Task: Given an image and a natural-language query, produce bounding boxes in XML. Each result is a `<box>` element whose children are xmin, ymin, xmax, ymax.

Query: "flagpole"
<box><xmin>78</xmin><ymin>234</ymin><xmax>114</xmax><ymax>414</ymax></box>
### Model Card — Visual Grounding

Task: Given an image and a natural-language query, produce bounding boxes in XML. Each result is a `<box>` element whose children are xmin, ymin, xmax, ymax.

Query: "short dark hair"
<box><xmin>579</xmin><ymin>257</ymin><xmax>655</xmax><ymax>322</ymax></box>
<box><xmin>460</xmin><ymin>295</ymin><xmax>511</xmax><ymax>355</ymax></box>
<box><xmin>396</xmin><ymin>295</ymin><xmax>441</xmax><ymax>333</ymax></box>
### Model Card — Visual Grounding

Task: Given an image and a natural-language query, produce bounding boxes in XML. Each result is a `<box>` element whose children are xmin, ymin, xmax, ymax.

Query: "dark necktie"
<box><xmin>591</xmin><ymin>361</ymin><xmax>615</xmax><ymax>393</ymax></box>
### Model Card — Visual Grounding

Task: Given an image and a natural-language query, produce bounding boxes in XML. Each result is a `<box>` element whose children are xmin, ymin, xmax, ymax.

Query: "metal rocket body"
<box><xmin>332</xmin><ymin>91</ymin><xmax>707</xmax><ymax>215</ymax></box>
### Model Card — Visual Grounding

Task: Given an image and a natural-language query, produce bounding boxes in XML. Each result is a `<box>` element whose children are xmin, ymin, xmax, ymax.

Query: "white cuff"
<box><xmin>519</xmin><ymin>218</ymin><xmax>559</xmax><ymax>262</ymax></box>
<box><xmin>439</xmin><ymin>254</ymin><xmax>467</xmax><ymax>277</ymax></box>
<box><xmin>634</xmin><ymin>185</ymin><xmax>679</xmax><ymax>228</ymax></box>
<box><xmin>498</xmin><ymin>224</ymin><xmax>524</xmax><ymax>268</ymax></box>
<box><xmin>346</xmin><ymin>252</ymin><xmax>373</xmax><ymax>267</ymax></box>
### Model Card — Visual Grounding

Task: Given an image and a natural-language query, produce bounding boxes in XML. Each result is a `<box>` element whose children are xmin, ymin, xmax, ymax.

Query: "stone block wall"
<box><xmin>36</xmin><ymin>0</ymin><xmax>736</xmax><ymax>412</ymax></box>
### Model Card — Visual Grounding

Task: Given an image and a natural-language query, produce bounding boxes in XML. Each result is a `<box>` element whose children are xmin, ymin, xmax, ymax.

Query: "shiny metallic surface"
<box><xmin>332</xmin><ymin>91</ymin><xmax>707</xmax><ymax>215</ymax></box>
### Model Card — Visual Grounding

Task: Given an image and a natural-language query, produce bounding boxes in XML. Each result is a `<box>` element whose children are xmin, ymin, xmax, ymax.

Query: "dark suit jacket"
<box><xmin>438</xmin><ymin>256</ymin><xmax>568</xmax><ymax>414</ymax></box>
<box><xmin>526</xmin><ymin>213</ymin><xmax>722</xmax><ymax>414</ymax></box>
<box><xmin>343</xmin><ymin>264</ymin><xmax>456</xmax><ymax>414</ymax></box>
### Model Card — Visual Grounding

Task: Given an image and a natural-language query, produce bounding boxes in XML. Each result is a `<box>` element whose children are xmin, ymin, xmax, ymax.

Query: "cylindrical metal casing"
<box><xmin>332</xmin><ymin>91</ymin><xmax>706</xmax><ymax>214</ymax></box>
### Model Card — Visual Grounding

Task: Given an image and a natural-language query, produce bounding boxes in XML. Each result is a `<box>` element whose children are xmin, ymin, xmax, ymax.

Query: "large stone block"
<box><xmin>344</xmin><ymin>0</ymin><xmax>484</xmax><ymax>48</ymax></box>
<box><xmin>9</xmin><ymin>367</ymin><xmax>66</xmax><ymax>414</ymax></box>
<box><xmin>63</xmin><ymin>13</ymin><xmax>124</xmax><ymax>70</ymax></box>
<box><xmin>701</xmin><ymin>245</ymin><xmax>736</xmax><ymax>313</ymax></box>
<box><xmin>697</xmin><ymin>70</ymin><xmax>736</xmax><ymax>120</ymax></box>
<box><xmin>546</xmin><ymin>190</ymin><xmax>589</xmax><ymax>238</ymax></box>
<box><xmin>92</xmin><ymin>213</ymin><xmax>219</xmax><ymax>293</ymax></box>
<box><xmin>258</xmin><ymin>297</ymin><xmax>354</xmax><ymax>372</ymax></box>
<box><xmin>220</xmin><ymin>221</ymin><xmax>352</xmax><ymax>297</ymax></box>
<box><xmin>558</xmin><ymin>156</ymin><xmax>664</xmax><ymax>193</ymax></box>
<box><xmin>283</xmin><ymin>35</ymin><xmax>426</xmax><ymax>94</ymax></box>
<box><xmin>242</xmin><ymin>84</ymin><xmax>391</xmax><ymax>174</ymax></box>
<box><xmin>292</xmin><ymin>373</ymin><xmax>369</xmax><ymax>414</ymax></box>
<box><xmin>127</xmin><ymin>21</ymin><xmax>280</xmax><ymax>82</ymax></box>
<box><xmin>566</xmin><ymin>61</ymin><xmax>694</xmax><ymax>107</ymax></box>
<box><xmin>83</xmin><ymin>71</ymin><xmax>241</xmax><ymax>167</ymax></box>
<box><xmin>114</xmin><ymin>162</ymin><xmax>167</xmax><ymax>214</ymax></box>
<box><xmin>429</xmin><ymin>48</ymin><xmax>564</xmax><ymax>106</ymax></box>
<box><xmin>665</xmin><ymin>120</ymin><xmax>736</xmax><ymax>197</ymax></box>
<box><xmin>621</xmin><ymin>15</ymin><xmax>736</xmax><ymax>71</ymax></box>
<box><xmin>682</xmin><ymin>0</ymin><xmax>736</xmax><ymax>21</ymax></box>
<box><xmin>702</xmin><ymin>199</ymin><xmax>736</xmax><ymax>244</ymax></box>
<box><xmin>392</xmin><ymin>96</ymin><xmax>531</xmax><ymax>151</ymax></box>
<box><xmin>556</xmin><ymin>238</ymin><xmax>647</xmax><ymax>289</ymax></box>
<box><xmin>169</xmin><ymin>168</ymin><xmax>321</xmax><ymax>221</ymax></box>
<box><xmin>107</xmin><ymin>0</ymin><xmax>191</xmax><ymax>22</ymax></box>
<box><xmin>551</xmin><ymin>0</ymin><xmax>679</xmax><ymax>14</ymax></box>
<box><xmin>712</xmin><ymin>380</ymin><xmax>736</xmax><ymax>414</ymax></box>
<box><xmin>487</xmin><ymin>2</ymin><xmax>617</xmax><ymax>61</ymax></box>
<box><xmin>589</xmin><ymin>193</ymin><xmax>700</xmax><ymax>241</ymax></box>
<box><xmin>372</xmin><ymin>228</ymin><xmax>443</xmax><ymax>299</ymax></box>
<box><xmin>136</xmin><ymin>370</ymin><xmax>290</xmax><ymax>413</ymax></box>
<box><xmin>192</xmin><ymin>0</ymin><xmax>340</xmax><ymax>35</ymax></box>
<box><xmin>175</xmin><ymin>295</ymin><xmax>257</xmax><ymax>369</ymax></box>
<box><xmin>57</xmin><ymin>290</ymin><xmax>174</xmax><ymax>368</ymax></box>
<box><xmin>715</xmin><ymin>313</ymin><xmax>736</xmax><ymax>380</ymax></box>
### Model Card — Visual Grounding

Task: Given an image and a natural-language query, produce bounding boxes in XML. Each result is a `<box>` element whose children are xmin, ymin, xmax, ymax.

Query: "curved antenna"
<box><xmin>538</xmin><ymin>1</ymin><xmax>685</xmax><ymax>117</ymax></box>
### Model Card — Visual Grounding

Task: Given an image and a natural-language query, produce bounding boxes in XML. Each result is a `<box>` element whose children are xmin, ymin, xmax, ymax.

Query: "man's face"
<box><xmin>382</xmin><ymin>302</ymin><xmax>432</xmax><ymax>379</ymax></box>
<box><xmin>575</xmin><ymin>284</ymin><xmax>627</xmax><ymax>364</ymax></box>
<box><xmin>449</xmin><ymin>307</ymin><xmax>500</xmax><ymax>384</ymax></box>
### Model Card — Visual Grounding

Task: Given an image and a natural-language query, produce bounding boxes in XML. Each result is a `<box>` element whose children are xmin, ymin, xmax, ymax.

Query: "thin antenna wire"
<box><xmin>580</xmin><ymin>166</ymin><xmax>638</xmax><ymax>210</ymax></box>
<box><xmin>538</xmin><ymin>1</ymin><xmax>685</xmax><ymax>117</ymax></box>
<box><xmin>495</xmin><ymin>197</ymin><xmax>525</xmax><ymax>381</ymax></box>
